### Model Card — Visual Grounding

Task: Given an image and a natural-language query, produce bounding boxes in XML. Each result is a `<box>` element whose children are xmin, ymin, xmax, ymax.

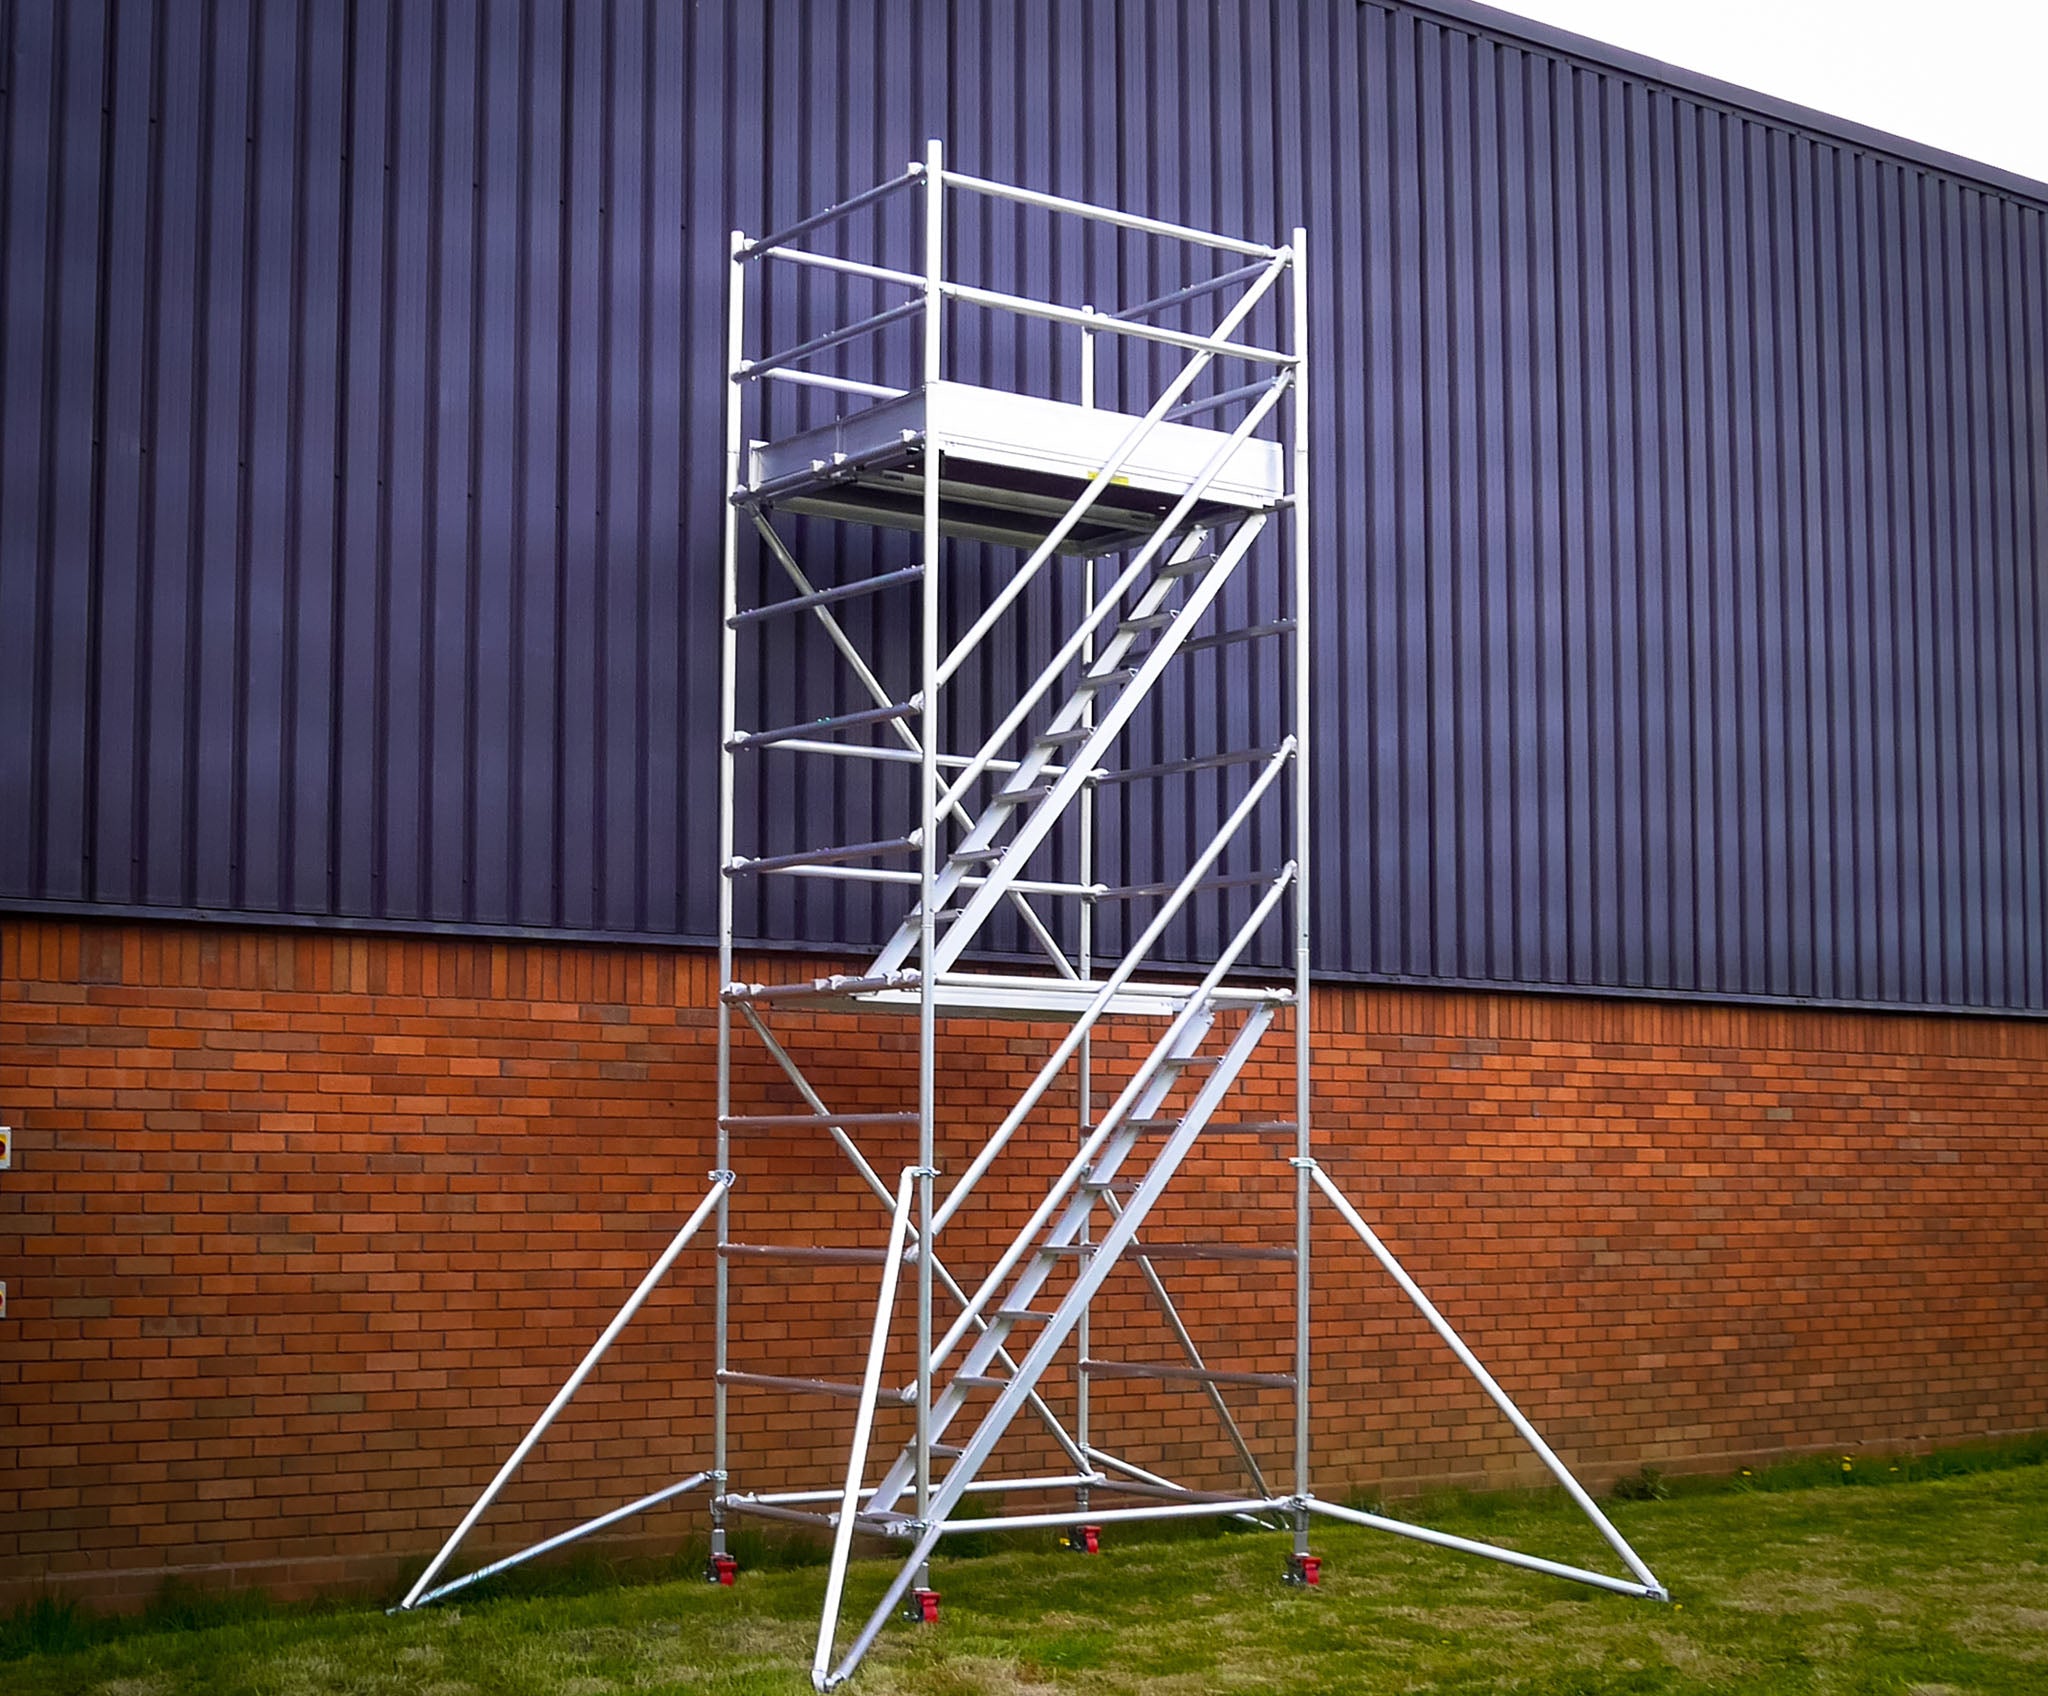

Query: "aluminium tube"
<box><xmin>409</xmin><ymin>1473</ymin><xmax>712</xmax><ymax>1608</ymax></box>
<box><xmin>935</xmin><ymin>166</ymin><xmax>1277</xmax><ymax>257</ymax></box>
<box><xmin>755</xmin><ymin>245</ymin><xmax>923</xmax><ymax>288</ymax></box>
<box><xmin>737</xmin><ymin>164</ymin><xmax>924</xmax><ymax>259</ymax></box>
<box><xmin>927</xmin><ymin>866</ymin><xmax>1295</xmax><ymax>1378</ymax></box>
<box><xmin>1306</xmin><ymin>1499</ymin><xmax>1667</xmax><ymax>1601</ymax></box>
<box><xmin>940</xmin><ymin>280</ymin><xmax>1292</xmax><ymax>362</ymax></box>
<box><xmin>935</xmin><ymin>1497</ymin><xmax>1286</xmax><ymax>1536</ymax></box>
<box><xmin>912</xmin><ymin>134</ymin><xmax>946</xmax><ymax>1597</ymax></box>
<box><xmin>713</xmin><ymin>229</ymin><xmax>749</xmax><ymax>1552</ymax></box>
<box><xmin>744</xmin><ymin>515</ymin><xmax>1079</xmax><ymax>981</ymax></box>
<box><xmin>1116</xmin><ymin>259</ymin><xmax>1274</xmax><ymax>321</ymax></box>
<box><xmin>813</xmin><ymin>1169</ymin><xmax>918</xmax><ymax>1686</ymax></box>
<box><xmin>932</xmin><ymin>376</ymin><xmax>1290</xmax><ymax>811</ymax></box>
<box><xmin>733</xmin><ymin>1010</ymin><xmax>1092</xmax><ymax>1480</ymax></box>
<box><xmin>1290</xmin><ymin>227</ymin><xmax>1314</xmax><ymax>1536</ymax></box>
<box><xmin>931</xmin><ymin>254</ymin><xmax>1290</xmax><ymax>693</ymax></box>
<box><xmin>1306</xmin><ymin>1163</ymin><xmax>1665</xmax><ymax>1594</ymax></box>
<box><xmin>827</xmin><ymin>995</ymin><xmax>1285</xmax><ymax>1685</ymax></box>
<box><xmin>397</xmin><ymin>1174</ymin><xmax>733</xmax><ymax>1610</ymax></box>
<box><xmin>929</xmin><ymin>739</ymin><xmax>1295</xmax><ymax>1236</ymax></box>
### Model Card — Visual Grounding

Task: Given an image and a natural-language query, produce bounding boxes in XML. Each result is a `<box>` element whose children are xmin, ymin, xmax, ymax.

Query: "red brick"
<box><xmin>2</xmin><ymin>916</ymin><xmax>2044</xmax><ymax>1609</ymax></box>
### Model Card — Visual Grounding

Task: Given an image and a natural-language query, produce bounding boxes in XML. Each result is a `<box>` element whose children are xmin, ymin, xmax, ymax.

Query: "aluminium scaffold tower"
<box><xmin>395</xmin><ymin>144</ymin><xmax>1668</xmax><ymax>1688</ymax></box>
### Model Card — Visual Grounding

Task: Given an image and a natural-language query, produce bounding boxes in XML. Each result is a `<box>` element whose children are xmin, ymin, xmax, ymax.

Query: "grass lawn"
<box><xmin>5</xmin><ymin>1459</ymin><xmax>2045</xmax><ymax>1694</ymax></box>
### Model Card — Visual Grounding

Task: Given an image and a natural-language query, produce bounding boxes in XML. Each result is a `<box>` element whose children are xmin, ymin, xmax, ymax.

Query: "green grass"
<box><xmin>6</xmin><ymin>1455</ymin><xmax>2046</xmax><ymax>1695</ymax></box>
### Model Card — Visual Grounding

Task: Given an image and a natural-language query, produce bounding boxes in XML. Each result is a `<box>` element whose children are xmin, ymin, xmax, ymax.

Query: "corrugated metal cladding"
<box><xmin>2</xmin><ymin>0</ymin><xmax>2045</xmax><ymax>1012</ymax></box>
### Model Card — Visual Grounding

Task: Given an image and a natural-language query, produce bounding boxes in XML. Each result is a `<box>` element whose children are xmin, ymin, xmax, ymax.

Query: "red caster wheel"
<box><xmin>1060</xmin><ymin>1524</ymin><xmax>1101</xmax><ymax>1554</ymax></box>
<box><xmin>906</xmin><ymin>1587</ymin><xmax>941</xmax><ymax>1624</ymax></box>
<box><xmin>706</xmin><ymin>1552</ymin><xmax>738</xmax><ymax>1586</ymax></box>
<box><xmin>1284</xmin><ymin>1552</ymin><xmax>1321</xmax><ymax>1587</ymax></box>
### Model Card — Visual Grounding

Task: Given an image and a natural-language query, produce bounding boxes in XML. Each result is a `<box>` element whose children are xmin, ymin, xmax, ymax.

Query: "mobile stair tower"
<box><xmin>397</xmin><ymin>144</ymin><xmax>1667</xmax><ymax>1688</ymax></box>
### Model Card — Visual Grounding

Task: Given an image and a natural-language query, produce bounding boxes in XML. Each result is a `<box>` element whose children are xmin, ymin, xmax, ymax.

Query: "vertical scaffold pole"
<box><xmin>1289</xmin><ymin>227</ymin><xmax>1313</xmax><ymax>1554</ymax></box>
<box><xmin>914</xmin><ymin>136</ymin><xmax>946</xmax><ymax>1598</ymax></box>
<box><xmin>713</xmin><ymin>228</ymin><xmax>747</xmax><ymax>1562</ymax></box>
<box><xmin>1075</xmin><ymin>302</ymin><xmax>1097</xmax><ymax>1527</ymax></box>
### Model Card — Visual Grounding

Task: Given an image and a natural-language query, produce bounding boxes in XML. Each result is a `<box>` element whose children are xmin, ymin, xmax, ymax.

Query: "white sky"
<box><xmin>1485</xmin><ymin>0</ymin><xmax>2048</xmax><ymax>188</ymax></box>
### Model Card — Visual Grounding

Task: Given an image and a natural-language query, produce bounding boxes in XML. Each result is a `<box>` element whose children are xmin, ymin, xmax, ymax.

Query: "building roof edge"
<box><xmin>1390</xmin><ymin>0</ymin><xmax>2048</xmax><ymax>211</ymax></box>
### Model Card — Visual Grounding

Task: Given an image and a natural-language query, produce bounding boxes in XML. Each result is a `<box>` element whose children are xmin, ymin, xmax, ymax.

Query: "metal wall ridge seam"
<box><xmin>1387</xmin><ymin>0</ymin><xmax>2048</xmax><ymax>210</ymax></box>
<box><xmin>1</xmin><ymin>0</ymin><xmax>2043</xmax><ymax>1015</ymax></box>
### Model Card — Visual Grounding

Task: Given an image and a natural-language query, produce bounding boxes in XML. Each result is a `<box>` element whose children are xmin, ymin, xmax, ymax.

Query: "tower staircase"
<box><xmin>393</xmin><ymin>142</ymin><xmax>1668</xmax><ymax>1691</ymax></box>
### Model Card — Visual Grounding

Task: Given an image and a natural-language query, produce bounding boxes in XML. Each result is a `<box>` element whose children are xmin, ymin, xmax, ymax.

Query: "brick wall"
<box><xmin>2</xmin><ymin>916</ymin><xmax>2044</xmax><ymax>1609</ymax></box>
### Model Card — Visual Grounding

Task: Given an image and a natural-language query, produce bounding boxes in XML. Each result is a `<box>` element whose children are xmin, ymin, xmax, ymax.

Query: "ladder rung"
<box><xmin>720</xmin><ymin>1111</ymin><xmax>920</xmax><ymax>1131</ymax></box>
<box><xmin>929</xmin><ymin>1443</ymin><xmax>966</xmax><ymax>1457</ymax></box>
<box><xmin>1166</xmin><ymin>377</ymin><xmax>1279</xmax><ymax>421</ymax></box>
<box><xmin>1080</xmin><ymin>1359</ymin><xmax>1296</xmax><ymax>1391</ymax></box>
<box><xmin>723</xmin><ymin>970</ymin><xmax>919</xmax><ymax>1004</ymax></box>
<box><xmin>727</xmin><ymin>700</ymin><xmax>920</xmax><ymax>751</ymax></box>
<box><xmin>1100</xmin><ymin>745</ymin><xmax>1288</xmax><ymax>785</ymax></box>
<box><xmin>1119</xmin><ymin>609</ymin><xmax>1178</xmax><ymax>633</ymax></box>
<box><xmin>993</xmin><ymin>1306</ymin><xmax>1061</xmax><ymax>1322</ymax></box>
<box><xmin>717</xmin><ymin>1370</ymin><xmax>880</xmax><ymax>1400</ymax></box>
<box><xmin>727</xmin><ymin>564</ymin><xmax>925</xmax><ymax>626</ymax></box>
<box><xmin>720</xmin><ymin>1243</ymin><xmax>900</xmax><ymax>1265</ymax></box>
<box><xmin>987</xmin><ymin>782</ymin><xmax>1059</xmax><ymax>808</ymax></box>
<box><xmin>727</xmin><ymin>834</ymin><xmax>921</xmax><ymax>876</ymax></box>
<box><xmin>1155</xmin><ymin>553</ymin><xmax>1216</xmax><ymax>578</ymax></box>
<box><xmin>952</xmin><ymin>1373</ymin><xmax>1010</xmax><ymax>1391</ymax></box>
<box><xmin>1035</xmin><ymin>725</ymin><xmax>1093</xmax><ymax>748</ymax></box>
<box><xmin>948</xmin><ymin>845</ymin><xmax>1007</xmax><ymax>865</ymax></box>
<box><xmin>1178</xmin><ymin>617</ymin><xmax>1295</xmax><ymax>657</ymax></box>
<box><xmin>1128</xmin><ymin>1243</ymin><xmax>1298</xmax><ymax>1263</ymax></box>
<box><xmin>1092</xmin><ymin>868</ymin><xmax>1285</xmax><ymax>902</ymax></box>
<box><xmin>1075</xmin><ymin>666</ymin><xmax>1138</xmax><ymax>691</ymax></box>
<box><xmin>1016</xmin><ymin>1240</ymin><xmax>1292</xmax><ymax>1266</ymax></box>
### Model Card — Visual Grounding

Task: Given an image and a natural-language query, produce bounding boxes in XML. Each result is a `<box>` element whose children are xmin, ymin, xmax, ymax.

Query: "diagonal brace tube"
<box><xmin>927</xmin><ymin>865</ymin><xmax>1296</xmax><ymax>1378</ymax></box>
<box><xmin>408</xmin><ymin>1473</ymin><xmax>713</xmax><ymax>1608</ymax></box>
<box><xmin>1101</xmin><ymin>1190</ymin><xmax>1270</xmax><ymax>1498</ymax></box>
<box><xmin>932</xmin><ymin>254</ymin><xmax>1291</xmax><ymax>692</ymax></box>
<box><xmin>827</xmin><ymin>1002</ymin><xmax>1281</xmax><ymax>1685</ymax></box>
<box><xmin>748</xmin><ymin>512</ymin><xmax>1079</xmax><ymax>982</ymax></box>
<box><xmin>733</xmin><ymin>1003</ymin><xmax>1091</xmax><ymax>1476</ymax></box>
<box><xmin>930</xmin><ymin>738</ymin><xmax>1295</xmax><ymax>1235</ymax></box>
<box><xmin>398</xmin><ymin>1173</ymin><xmax>733</xmax><ymax>1610</ymax></box>
<box><xmin>1304</xmin><ymin>1162</ymin><xmax>1664</xmax><ymax>1594</ymax></box>
<box><xmin>934</xmin><ymin>370</ymin><xmax>1292</xmax><ymax>793</ymax></box>
<box><xmin>814</xmin><ymin>1168</ymin><xmax>918</xmax><ymax>1684</ymax></box>
<box><xmin>1304</xmin><ymin>1498</ymin><xmax>1665</xmax><ymax>1601</ymax></box>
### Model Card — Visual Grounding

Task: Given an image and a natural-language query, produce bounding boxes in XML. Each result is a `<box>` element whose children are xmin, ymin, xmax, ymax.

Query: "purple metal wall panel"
<box><xmin>2</xmin><ymin>0</ymin><xmax>2045</xmax><ymax>1012</ymax></box>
